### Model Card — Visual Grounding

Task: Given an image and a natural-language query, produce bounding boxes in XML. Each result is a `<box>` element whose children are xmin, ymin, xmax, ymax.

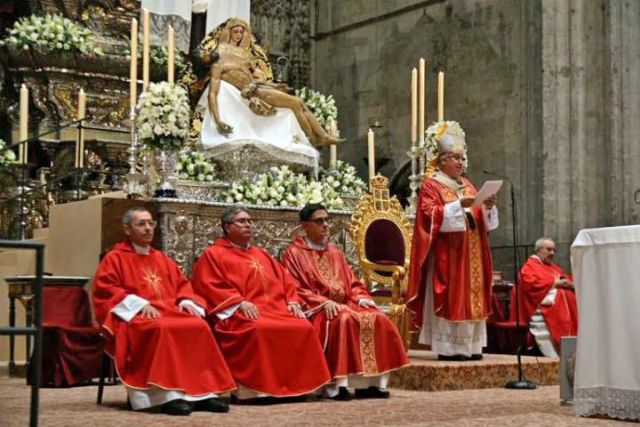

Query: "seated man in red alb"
<box><xmin>282</xmin><ymin>204</ymin><xmax>410</xmax><ymax>400</ymax></box>
<box><xmin>93</xmin><ymin>207</ymin><xmax>236</xmax><ymax>416</ymax></box>
<box><xmin>191</xmin><ymin>206</ymin><xmax>331</xmax><ymax>401</ymax></box>
<box><xmin>517</xmin><ymin>237</ymin><xmax>578</xmax><ymax>357</ymax></box>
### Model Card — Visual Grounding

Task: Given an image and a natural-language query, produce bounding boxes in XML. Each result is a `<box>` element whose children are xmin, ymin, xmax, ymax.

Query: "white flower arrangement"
<box><xmin>295</xmin><ymin>87</ymin><xmax>339</xmax><ymax>134</ymax></box>
<box><xmin>318</xmin><ymin>160</ymin><xmax>367</xmax><ymax>196</ymax></box>
<box><xmin>176</xmin><ymin>150</ymin><xmax>217</xmax><ymax>182</ymax></box>
<box><xmin>0</xmin><ymin>139</ymin><xmax>17</xmax><ymax>168</ymax></box>
<box><xmin>1</xmin><ymin>13</ymin><xmax>103</xmax><ymax>55</ymax></box>
<box><xmin>222</xmin><ymin>165</ymin><xmax>345</xmax><ymax>210</ymax></box>
<box><xmin>136</xmin><ymin>82</ymin><xmax>190</xmax><ymax>151</ymax></box>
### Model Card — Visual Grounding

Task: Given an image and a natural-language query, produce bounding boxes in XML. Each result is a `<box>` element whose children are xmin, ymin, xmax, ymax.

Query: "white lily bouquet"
<box><xmin>137</xmin><ymin>82</ymin><xmax>190</xmax><ymax>151</ymax></box>
<box><xmin>1</xmin><ymin>13</ymin><xmax>103</xmax><ymax>55</ymax></box>
<box><xmin>295</xmin><ymin>87</ymin><xmax>339</xmax><ymax>134</ymax></box>
<box><xmin>0</xmin><ymin>139</ymin><xmax>17</xmax><ymax>168</ymax></box>
<box><xmin>319</xmin><ymin>160</ymin><xmax>367</xmax><ymax>196</ymax></box>
<box><xmin>223</xmin><ymin>165</ymin><xmax>345</xmax><ymax>209</ymax></box>
<box><xmin>176</xmin><ymin>150</ymin><xmax>217</xmax><ymax>182</ymax></box>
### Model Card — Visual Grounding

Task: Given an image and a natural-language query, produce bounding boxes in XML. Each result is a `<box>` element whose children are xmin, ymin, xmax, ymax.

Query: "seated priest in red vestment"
<box><xmin>517</xmin><ymin>237</ymin><xmax>578</xmax><ymax>358</ymax></box>
<box><xmin>281</xmin><ymin>204</ymin><xmax>410</xmax><ymax>400</ymax></box>
<box><xmin>191</xmin><ymin>206</ymin><xmax>331</xmax><ymax>400</ymax></box>
<box><xmin>407</xmin><ymin>121</ymin><xmax>499</xmax><ymax>361</ymax></box>
<box><xmin>93</xmin><ymin>207</ymin><xmax>236</xmax><ymax>416</ymax></box>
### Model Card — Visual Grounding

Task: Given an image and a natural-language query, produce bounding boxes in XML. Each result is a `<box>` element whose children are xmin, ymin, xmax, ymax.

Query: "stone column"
<box><xmin>541</xmin><ymin>0</ymin><xmax>640</xmax><ymax>267</ymax></box>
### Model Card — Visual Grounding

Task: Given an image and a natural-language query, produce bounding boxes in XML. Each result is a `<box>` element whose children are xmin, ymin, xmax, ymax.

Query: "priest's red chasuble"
<box><xmin>518</xmin><ymin>256</ymin><xmax>579</xmax><ymax>350</ymax></box>
<box><xmin>191</xmin><ymin>238</ymin><xmax>331</xmax><ymax>397</ymax></box>
<box><xmin>282</xmin><ymin>237</ymin><xmax>410</xmax><ymax>379</ymax></box>
<box><xmin>93</xmin><ymin>241</ymin><xmax>235</xmax><ymax>396</ymax></box>
<box><xmin>407</xmin><ymin>177</ymin><xmax>494</xmax><ymax>329</ymax></box>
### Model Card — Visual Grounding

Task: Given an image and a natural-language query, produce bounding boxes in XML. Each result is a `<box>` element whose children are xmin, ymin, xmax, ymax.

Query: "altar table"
<box><xmin>571</xmin><ymin>225</ymin><xmax>640</xmax><ymax>420</ymax></box>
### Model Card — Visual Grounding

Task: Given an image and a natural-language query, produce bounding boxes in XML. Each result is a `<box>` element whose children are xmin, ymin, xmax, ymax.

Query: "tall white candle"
<box><xmin>167</xmin><ymin>26</ymin><xmax>175</xmax><ymax>84</ymax></box>
<box><xmin>411</xmin><ymin>67</ymin><xmax>417</xmax><ymax>145</ymax></box>
<box><xmin>19</xmin><ymin>84</ymin><xmax>28</xmax><ymax>164</ymax></box>
<box><xmin>129</xmin><ymin>18</ymin><xmax>138</xmax><ymax>110</ymax></box>
<box><xmin>368</xmin><ymin>128</ymin><xmax>375</xmax><ymax>185</ymax></box>
<box><xmin>419</xmin><ymin>58</ymin><xmax>425</xmax><ymax>145</ymax></box>
<box><xmin>438</xmin><ymin>71</ymin><xmax>445</xmax><ymax>122</ymax></box>
<box><xmin>142</xmin><ymin>9</ymin><xmax>150</xmax><ymax>91</ymax></box>
<box><xmin>77</xmin><ymin>89</ymin><xmax>86</xmax><ymax>168</ymax></box>
<box><xmin>330</xmin><ymin>144</ymin><xmax>337</xmax><ymax>168</ymax></box>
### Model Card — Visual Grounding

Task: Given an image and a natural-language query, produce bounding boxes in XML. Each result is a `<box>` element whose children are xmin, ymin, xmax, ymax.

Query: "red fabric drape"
<box><xmin>29</xmin><ymin>286</ymin><xmax>103</xmax><ymax>387</ymax></box>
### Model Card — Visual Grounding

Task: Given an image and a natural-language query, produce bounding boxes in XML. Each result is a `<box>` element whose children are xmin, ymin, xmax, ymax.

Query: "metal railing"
<box><xmin>0</xmin><ymin>240</ymin><xmax>45</xmax><ymax>427</ymax></box>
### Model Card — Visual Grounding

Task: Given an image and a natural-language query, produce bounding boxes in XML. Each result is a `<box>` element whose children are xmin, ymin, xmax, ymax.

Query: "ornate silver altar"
<box><xmin>203</xmin><ymin>142</ymin><xmax>317</xmax><ymax>182</ymax></box>
<box><xmin>154</xmin><ymin>198</ymin><xmax>358</xmax><ymax>276</ymax></box>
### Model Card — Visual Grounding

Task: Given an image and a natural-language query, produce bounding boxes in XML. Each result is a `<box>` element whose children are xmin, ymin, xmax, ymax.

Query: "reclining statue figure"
<box><xmin>196</xmin><ymin>18</ymin><xmax>342</xmax><ymax>148</ymax></box>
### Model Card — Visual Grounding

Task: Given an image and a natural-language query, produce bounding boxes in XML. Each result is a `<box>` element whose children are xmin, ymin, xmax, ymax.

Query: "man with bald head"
<box><xmin>93</xmin><ymin>207</ymin><xmax>235</xmax><ymax>416</ymax></box>
<box><xmin>191</xmin><ymin>206</ymin><xmax>331</xmax><ymax>401</ymax></box>
<box><xmin>518</xmin><ymin>237</ymin><xmax>578</xmax><ymax>357</ymax></box>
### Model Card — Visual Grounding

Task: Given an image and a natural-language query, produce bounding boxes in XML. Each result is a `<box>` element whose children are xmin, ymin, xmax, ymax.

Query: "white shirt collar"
<box><xmin>304</xmin><ymin>237</ymin><xmax>327</xmax><ymax>251</ymax></box>
<box><xmin>131</xmin><ymin>242</ymin><xmax>150</xmax><ymax>255</ymax></box>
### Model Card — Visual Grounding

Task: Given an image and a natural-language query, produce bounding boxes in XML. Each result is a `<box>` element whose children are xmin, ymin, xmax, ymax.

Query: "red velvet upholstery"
<box><xmin>43</xmin><ymin>288</ymin><xmax>93</xmax><ymax>327</ymax></box>
<box><xmin>29</xmin><ymin>287</ymin><xmax>103</xmax><ymax>387</ymax></box>
<box><xmin>364</xmin><ymin>219</ymin><xmax>405</xmax><ymax>266</ymax></box>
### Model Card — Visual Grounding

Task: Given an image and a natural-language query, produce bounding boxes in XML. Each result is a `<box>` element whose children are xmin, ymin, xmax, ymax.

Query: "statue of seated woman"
<box><xmin>194</xmin><ymin>18</ymin><xmax>341</xmax><ymax>179</ymax></box>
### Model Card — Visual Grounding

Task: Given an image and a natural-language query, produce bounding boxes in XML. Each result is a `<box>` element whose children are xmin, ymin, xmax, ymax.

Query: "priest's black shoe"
<box><xmin>194</xmin><ymin>397</ymin><xmax>229</xmax><ymax>413</ymax></box>
<box><xmin>469</xmin><ymin>354</ymin><xmax>483</xmax><ymax>361</ymax></box>
<box><xmin>162</xmin><ymin>399</ymin><xmax>192</xmax><ymax>416</ymax></box>
<box><xmin>437</xmin><ymin>354</ymin><xmax>469</xmax><ymax>361</ymax></box>
<box><xmin>330</xmin><ymin>387</ymin><xmax>352</xmax><ymax>401</ymax></box>
<box><xmin>354</xmin><ymin>387</ymin><xmax>390</xmax><ymax>399</ymax></box>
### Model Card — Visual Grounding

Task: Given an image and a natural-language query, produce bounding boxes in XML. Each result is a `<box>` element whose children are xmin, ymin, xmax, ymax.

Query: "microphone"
<box><xmin>483</xmin><ymin>170</ymin><xmax>510</xmax><ymax>181</ymax></box>
<box><xmin>482</xmin><ymin>171</ymin><xmax>534</xmax><ymax>389</ymax></box>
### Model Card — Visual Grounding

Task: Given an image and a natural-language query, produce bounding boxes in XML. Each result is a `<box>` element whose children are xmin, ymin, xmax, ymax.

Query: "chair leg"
<box><xmin>96</xmin><ymin>353</ymin><xmax>110</xmax><ymax>404</ymax></box>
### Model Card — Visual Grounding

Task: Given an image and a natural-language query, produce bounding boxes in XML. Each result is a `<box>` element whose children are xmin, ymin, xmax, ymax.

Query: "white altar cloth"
<box><xmin>198</xmin><ymin>81</ymin><xmax>319</xmax><ymax>168</ymax></box>
<box><xmin>571</xmin><ymin>225</ymin><xmax>640</xmax><ymax>420</ymax></box>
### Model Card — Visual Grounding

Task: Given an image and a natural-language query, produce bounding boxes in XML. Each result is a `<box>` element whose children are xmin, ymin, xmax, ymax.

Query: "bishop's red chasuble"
<box><xmin>407</xmin><ymin>176</ymin><xmax>494</xmax><ymax>330</ymax></box>
<box><xmin>191</xmin><ymin>238</ymin><xmax>331</xmax><ymax>397</ymax></box>
<box><xmin>282</xmin><ymin>237</ymin><xmax>410</xmax><ymax>379</ymax></box>
<box><xmin>518</xmin><ymin>256</ymin><xmax>579</xmax><ymax>350</ymax></box>
<box><xmin>93</xmin><ymin>241</ymin><xmax>236</xmax><ymax>396</ymax></box>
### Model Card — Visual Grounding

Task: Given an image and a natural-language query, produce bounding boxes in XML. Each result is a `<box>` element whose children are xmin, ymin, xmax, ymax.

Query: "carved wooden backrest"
<box><xmin>349</xmin><ymin>175</ymin><xmax>412</xmax><ymax>288</ymax></box>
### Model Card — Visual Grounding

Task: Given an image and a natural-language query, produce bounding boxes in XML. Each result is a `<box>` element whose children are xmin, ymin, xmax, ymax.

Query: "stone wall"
<box><xmin>310</xmin><ymin>0</ymin><xmax>640</xmax><ymax>273</ymax></box>
<box><xmin>311</xmin><ymin>0</ymin><xmax>543</xmax><ymax>275</ymax></box>
<box><xmin>541</xmin><ymin>0</ymin><xmax>640</xmax><ymax>266</ymax></box>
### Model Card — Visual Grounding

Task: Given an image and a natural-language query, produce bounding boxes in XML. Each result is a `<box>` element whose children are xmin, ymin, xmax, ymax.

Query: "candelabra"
<box><xmin>124</xmin><ymin>106</ymin><xmax>148</xmax><ymax>198</ymax></box>
<box><xmin>406</xmin><ymin>140</ymin><xmax>427</xmax><ymax>215</ymax></box>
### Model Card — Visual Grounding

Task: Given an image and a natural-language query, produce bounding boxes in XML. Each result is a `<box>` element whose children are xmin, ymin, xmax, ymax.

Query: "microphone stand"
<box><xmin>483</xmin><ymin>170</ymin><xmax>536</xmax><ymax>390</ymax></box>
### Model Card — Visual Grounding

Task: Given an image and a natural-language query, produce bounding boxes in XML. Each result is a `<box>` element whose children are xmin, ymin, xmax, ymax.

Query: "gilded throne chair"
<box><xmin>349</xmin><ymin>175</ymin><xmax>412</xmax><ymax>349</ymax></box>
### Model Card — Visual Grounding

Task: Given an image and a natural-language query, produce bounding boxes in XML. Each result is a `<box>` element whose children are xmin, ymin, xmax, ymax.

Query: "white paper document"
<box><xmin>473</xmin><ymin>180</ymin><xmax>503</xmax><ymax>206</ymax></box>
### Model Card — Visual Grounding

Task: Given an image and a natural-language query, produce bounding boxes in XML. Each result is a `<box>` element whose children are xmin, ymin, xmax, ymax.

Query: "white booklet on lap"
<box><xmin>473</xmin><ymin>180</ymin><xmax>503</xmax><ymax>206</ymax></box>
